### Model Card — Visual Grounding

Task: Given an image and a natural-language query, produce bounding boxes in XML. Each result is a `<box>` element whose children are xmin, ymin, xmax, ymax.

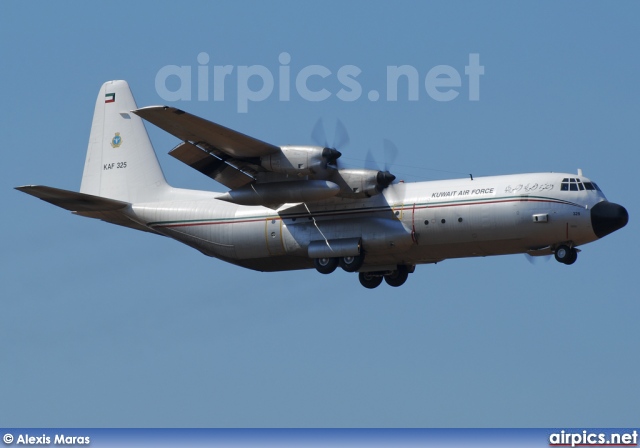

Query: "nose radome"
<box><xmin>591</xmin><ymin>201</ymin><xmax>629</xmax><ymax>238</ymax></box>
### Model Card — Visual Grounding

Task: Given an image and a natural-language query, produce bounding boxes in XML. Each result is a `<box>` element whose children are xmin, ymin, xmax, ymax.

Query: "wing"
<box><xmin>132</xmin><ymin>106</ymin><xmax>394</xmax><ymax>206</ymax></box>
<box><xmin>133</xmin><ymin>106</ymin><xmax>280</xmax><ymax>189</ymax></box>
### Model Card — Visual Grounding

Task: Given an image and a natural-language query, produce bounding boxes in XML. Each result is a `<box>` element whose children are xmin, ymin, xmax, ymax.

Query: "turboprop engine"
<box><xmin>260</xmin><ymin>145</ymin><xmax>341</xmax><ymax>176</ymax></box>
<box><xmin>330</xmin><ymin>169</ymin><xmax>396</xmax><ymax>198</ymax></box>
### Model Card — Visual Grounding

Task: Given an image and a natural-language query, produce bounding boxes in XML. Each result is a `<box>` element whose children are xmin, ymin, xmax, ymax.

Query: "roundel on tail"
<box><xmin>110</xmin><ymin>132</ymin><xmax>122</xmax><ymax>148</ymax></box>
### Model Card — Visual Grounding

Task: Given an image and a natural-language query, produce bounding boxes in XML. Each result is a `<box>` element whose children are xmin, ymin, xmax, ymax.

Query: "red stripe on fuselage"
<box><xmin>150</xmin><ymin>197</ymin><xmax>577</xmax><ymax>229</ymax></box>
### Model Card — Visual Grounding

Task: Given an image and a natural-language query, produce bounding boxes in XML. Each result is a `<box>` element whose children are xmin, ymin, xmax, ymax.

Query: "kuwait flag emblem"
<box><xmin>105</xmin><ymin>93</ymin><xmax>115</xmax><ymax>103</ymax></box>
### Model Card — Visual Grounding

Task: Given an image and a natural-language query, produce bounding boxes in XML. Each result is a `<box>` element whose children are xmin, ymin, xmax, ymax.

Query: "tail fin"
<box><xmin>80</xmin><ymin>80</ymin><xmax>169</xmax><ymax>203</ymax></box>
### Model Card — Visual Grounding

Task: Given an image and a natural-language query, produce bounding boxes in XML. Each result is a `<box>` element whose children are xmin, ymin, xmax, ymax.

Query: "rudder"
<box><xmin>80</xmin><ymin>80</ymin><xmax>168</xmax><ymax>203</ymax></box>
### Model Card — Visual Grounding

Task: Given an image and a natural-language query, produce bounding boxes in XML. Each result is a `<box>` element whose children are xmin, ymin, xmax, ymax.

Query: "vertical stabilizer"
<box><xmin>80</xmin><ymin>80</ymin><xmax>169</xmax><ymax>203</ymax></box>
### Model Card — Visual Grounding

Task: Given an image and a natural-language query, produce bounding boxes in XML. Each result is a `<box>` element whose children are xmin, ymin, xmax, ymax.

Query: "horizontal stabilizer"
<box><xmin>16</xmin><ymin>185</ymin><xmax>129</xmax><ymax>212</ymax></box>
<box><xmin>16</xmin><ymin>185</ymin><xmax>158</xmax><ymax>234</ymax></box>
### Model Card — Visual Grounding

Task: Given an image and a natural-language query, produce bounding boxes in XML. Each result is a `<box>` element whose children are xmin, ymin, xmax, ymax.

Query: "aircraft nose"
<box><xmin>591</xmin><ymin>201</ymin><xmax>629</xmax><ymax>238</ymax></box>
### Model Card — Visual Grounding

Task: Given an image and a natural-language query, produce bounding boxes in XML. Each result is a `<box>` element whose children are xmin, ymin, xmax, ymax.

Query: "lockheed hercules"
<box><xmin>17</xmin><ymin>81</ymin><xmax>629</xmax><ymax>288</ymax></box>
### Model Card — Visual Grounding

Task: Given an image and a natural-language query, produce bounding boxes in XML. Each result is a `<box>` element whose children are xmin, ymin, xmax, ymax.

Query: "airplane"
<box><xmin>16</xmin><ymin>80</ymin><xmax>629</xmax><ymax>289</ymax></box>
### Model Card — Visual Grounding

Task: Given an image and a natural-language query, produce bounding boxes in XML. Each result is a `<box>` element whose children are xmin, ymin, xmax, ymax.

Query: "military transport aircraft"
<box><xmin>17</xmin><ymin>80</ymin><xmax>629</xmax><ymax>288</ymax></box>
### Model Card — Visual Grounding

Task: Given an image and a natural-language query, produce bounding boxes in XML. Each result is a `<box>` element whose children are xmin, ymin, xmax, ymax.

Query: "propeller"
<box><xmin>366</xmin><ymin>138</ymin><xmax>400</xmax><ymax>191</ymax></box>
<box><xmin>312</xmin><ymin>120</ymin><xmax>399</xmax><ymax>192</ymax></box>
<box><xmin>376</xmin><ymin>171</ymin><xmax>396</xmax><ymax>191</ymax></box>
<box><xmin>322</xmin><ymin>147</ymin><xmax>342</xmax><ymax>165</ymax></box>
<box><xmin>525</xmin><ymin>253</ymin><xmax>552</xmax><ymax>265</ymax></box>
<box><xmin>311</xmin><ymin>119</ymin><xmax>347</xmax><ymax>166</ymax></box>
<box><xmin>383</xmin><ymin>139</ymin><xmax>399</xmax><ymax>172</ymax></box>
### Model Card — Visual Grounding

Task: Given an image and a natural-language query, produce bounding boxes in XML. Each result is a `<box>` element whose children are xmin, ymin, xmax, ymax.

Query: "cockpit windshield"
<box><xmin>561</xmin><ymin>178</ymin><xmax>602</xmax><ymax>192</ymax></box>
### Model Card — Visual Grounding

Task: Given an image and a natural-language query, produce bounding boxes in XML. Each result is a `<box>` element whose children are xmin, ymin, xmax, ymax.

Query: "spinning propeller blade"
<box><xmin>525</xmin><ymin>253</ymin><xmax>552</xmax><ymax>265</ymax></box>
<box><xmin>311</xmin><ymin>119</ymin><xmax>349</xmax><ymax>167</ymax></box>
<box><xmin>383</xmin><ymin>139</ymin><xmax>399</xmax><ymax>172</ymax></box>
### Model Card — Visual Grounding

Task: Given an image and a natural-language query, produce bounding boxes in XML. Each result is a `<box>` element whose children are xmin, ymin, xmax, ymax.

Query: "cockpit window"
<box><xmin>561</xmin><ymin>178</ymin><xmax>593</xmax><ymax>192</ymax></box>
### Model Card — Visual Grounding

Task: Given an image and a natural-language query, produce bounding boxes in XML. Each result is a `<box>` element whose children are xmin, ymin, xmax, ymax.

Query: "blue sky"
<box><xmin>1</xmin><ymin>1</ymin><xmax>638</xmax><ymax>427</ymax></box>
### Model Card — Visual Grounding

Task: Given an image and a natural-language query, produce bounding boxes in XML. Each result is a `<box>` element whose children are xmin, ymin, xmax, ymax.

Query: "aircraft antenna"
<box><xmin>304</xmin><ymin>203</ymin><xmax>332</xmax><ymax>250</ymax></box>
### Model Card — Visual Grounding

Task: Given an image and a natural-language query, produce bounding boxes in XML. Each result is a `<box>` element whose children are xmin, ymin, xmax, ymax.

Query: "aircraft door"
<box><xmin>392</xmin><ymin>205</ymin><xmax>404</xmax><ymax>220</ymax></box>
<box><xmin>265</xmin><ymin>217</ymin><xmax>286</xmax><ymax>256</ymax></box>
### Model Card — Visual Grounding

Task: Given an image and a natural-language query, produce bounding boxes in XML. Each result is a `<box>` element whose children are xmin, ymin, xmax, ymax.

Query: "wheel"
<box><xmin>359</xmin><ymin>272</ymin><xmax>383</xmax><ymax>289</ymax></box>
<box><xmin>554</xmin><ymin>245</ymin><xmax>577</xmax><ymax>265</ymax></box>
<box><xmin>340</xmin><ymin>253</ymin><xmax>365</xmax><ymax>272</ymax></box>
<box><xmin>384</xmin><ymin>265</ymin><xmax>409</xmax><ymax>287</ymax></box>
<box><xmin>314</xmin><ymin>257</ymin><xmax>339</xmax><ymax>274</ymax></box>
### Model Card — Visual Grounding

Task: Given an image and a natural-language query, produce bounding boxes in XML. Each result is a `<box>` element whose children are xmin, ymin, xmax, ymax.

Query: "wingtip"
<box><xmin>131</xmin><ymin>104</ymin><xmax>173</xmax><ymax>113</ymax></box>
<box><xmin>15</xmin><ymin>185</ymin><xmax>37</xmax><ymax>192</ymax></box>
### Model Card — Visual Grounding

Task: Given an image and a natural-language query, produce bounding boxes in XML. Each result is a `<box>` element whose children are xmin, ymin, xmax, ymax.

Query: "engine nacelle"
<box><xmin>260</xmin><ymin>145</ymin><xmax>339</xmax><ymax>176</ymax></box>
<box><xmin>331</xmin><ymin>169</ymin><xmax>396</xmax><ymax>198</ymax></box>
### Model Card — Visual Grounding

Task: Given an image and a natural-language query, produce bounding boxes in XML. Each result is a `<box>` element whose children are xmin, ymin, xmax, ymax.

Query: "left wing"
<box><xmin>133</xmin><ymin>106</ymin><xmax>279</xmax><ymax>158</ymax></box>
<box><xmin>133</xmin><ymin>106</ymin><xmax>280</xmax><ymax>189</ymax></box>
<box><xmin>133</xmin><ymin>106</ymin><xmax>396</xmax><ymax>206</ymax></box>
